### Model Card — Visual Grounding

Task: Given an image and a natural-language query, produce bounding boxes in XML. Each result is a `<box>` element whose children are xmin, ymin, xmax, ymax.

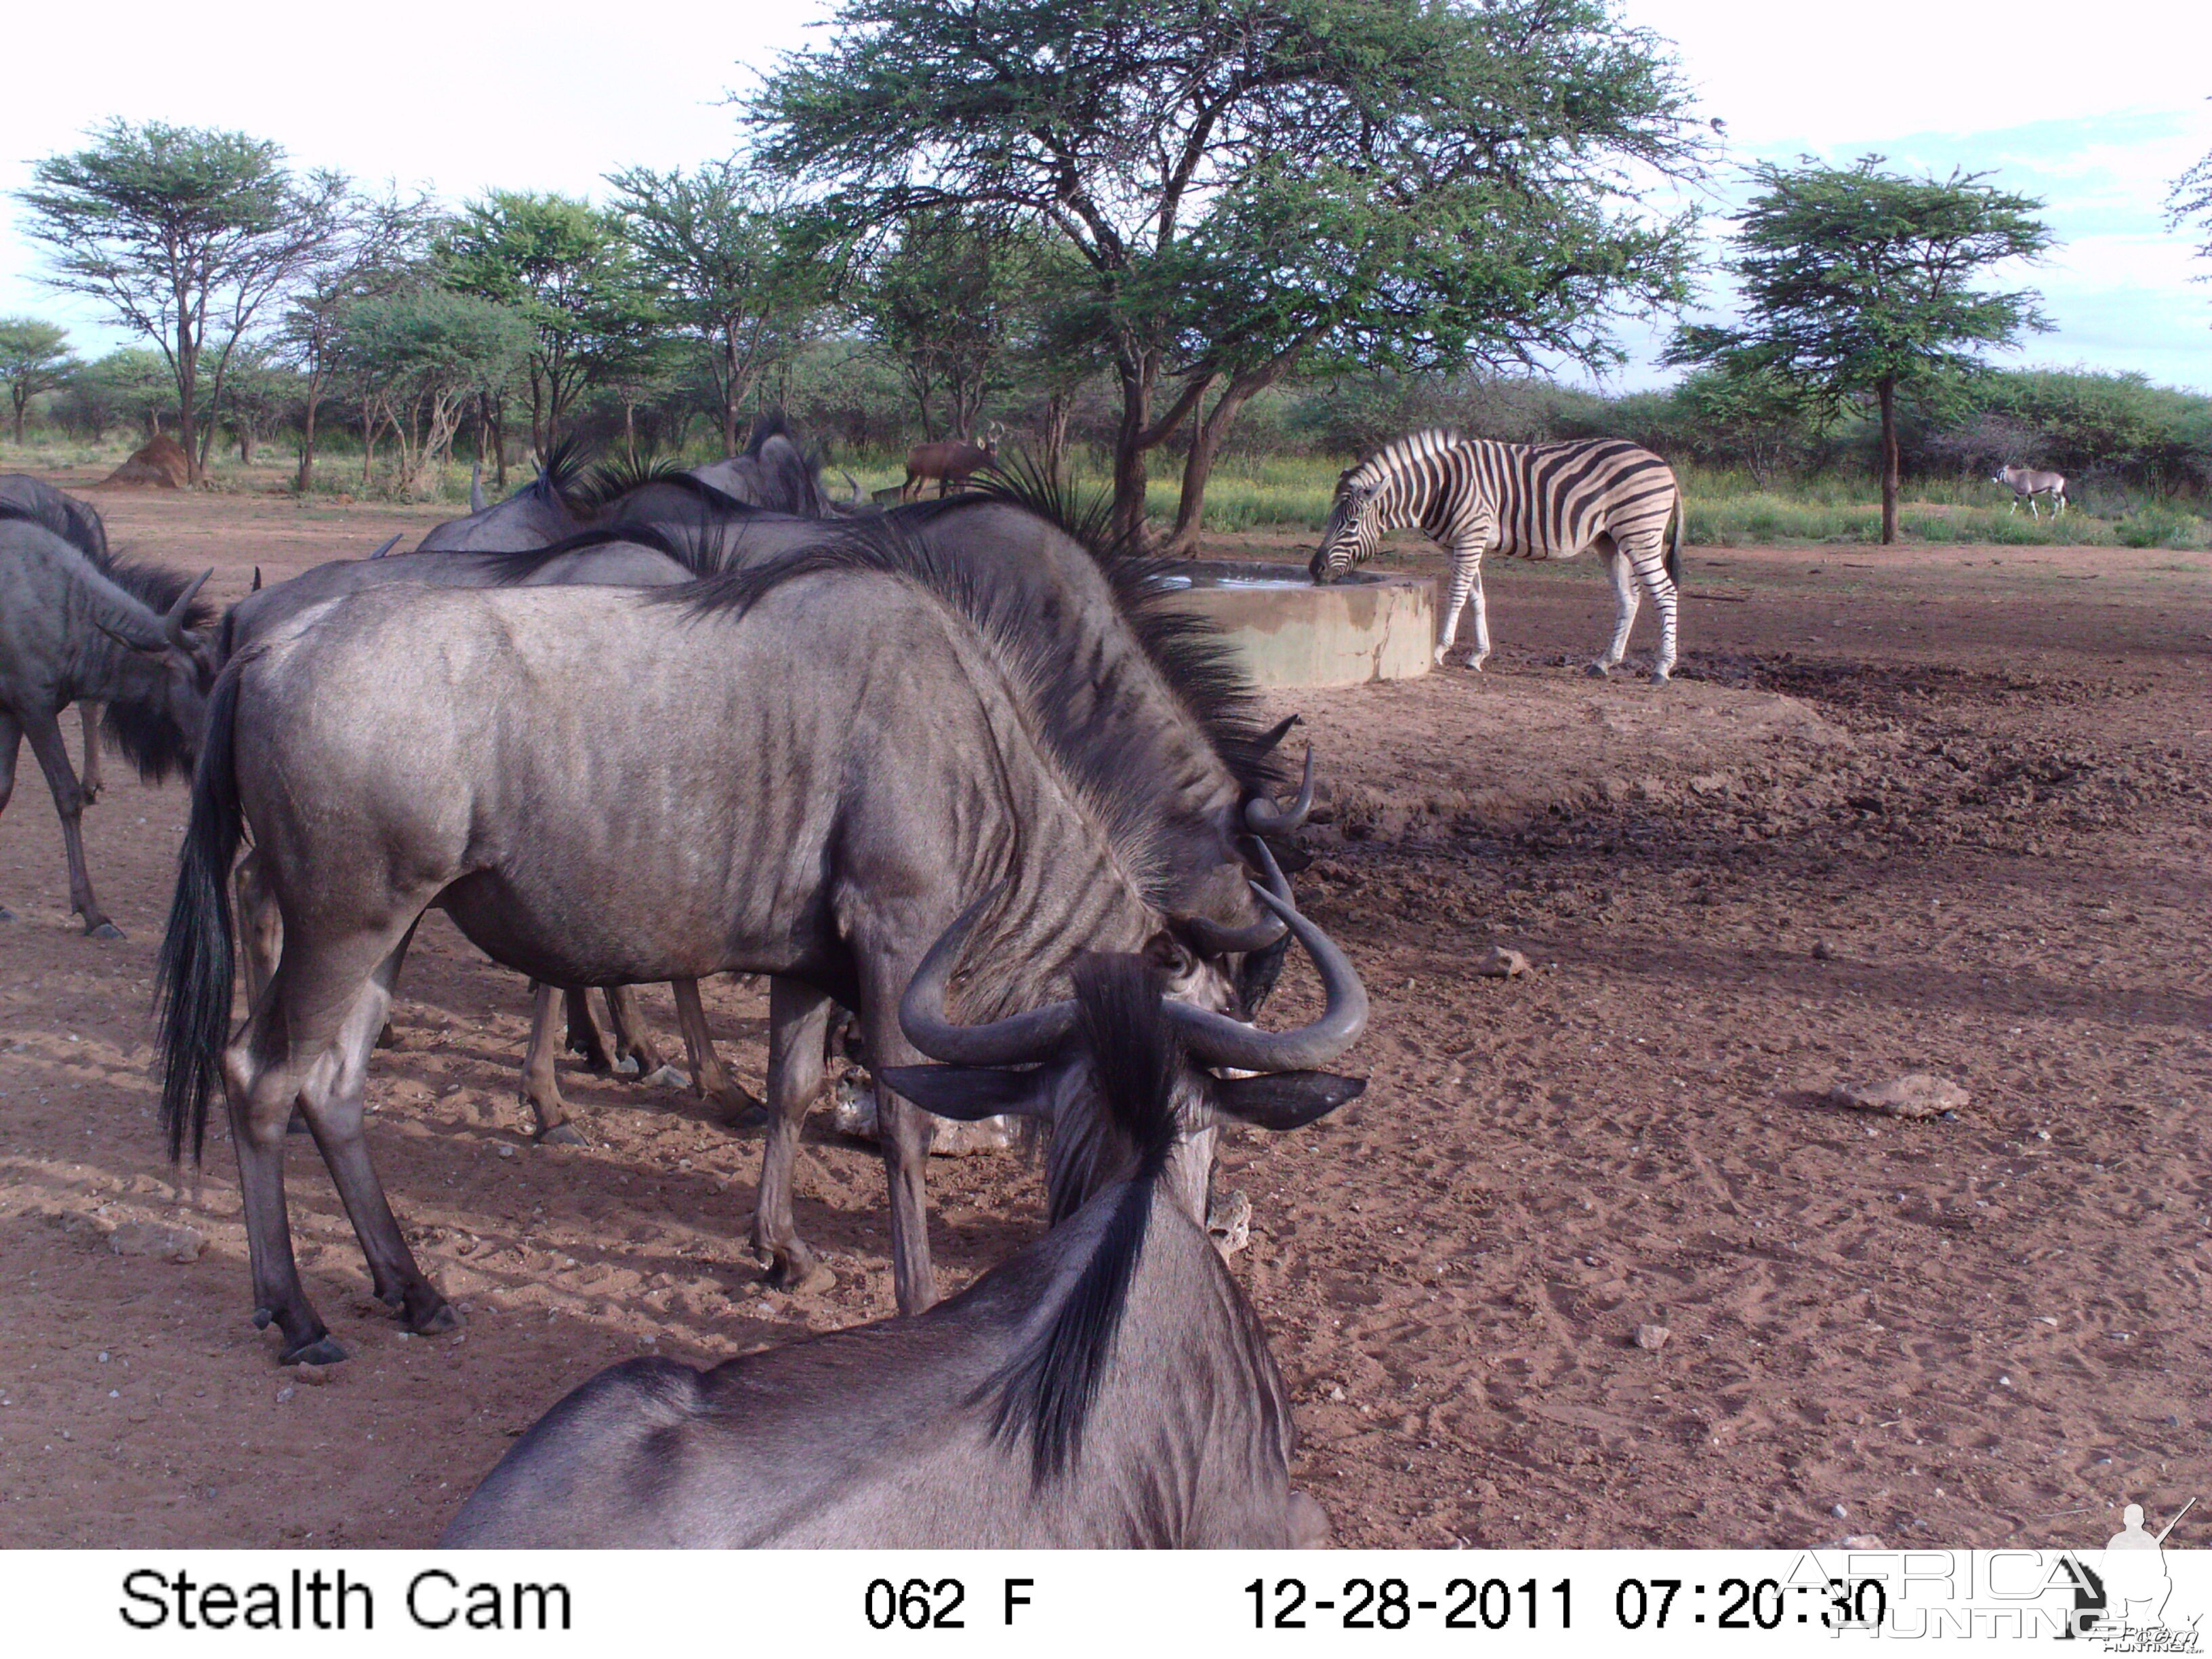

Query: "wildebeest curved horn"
<box><xmin>1177</xmin><ymin>908</ymin><xmax>1287</xmax><ymax>956</ymax></box>
<box><xmin>1243</xmin><ymin>744</ymin><xmax>1315</xmax><ymax>834</ymax></box>
<box><xmin>369</xmin><ymin>533</ymin><xmax>403</xmax><ymax>559</ymax></box>
<box><xmin>899</xmin><ymin>888</ymin><xmax>1079</xmax><ymax>1065</ymax></box>
<box><xmin>1252</xmin><ymin>712</ymin><xmax>1302</xmax><ymax>758</ymax></box>
<box><xmin>163</xmin><ymin>569</ymin><xmax>213</xmax><ymax>647</ymax></box>
<box><xmin>1164</xmin><ymin>884</ymin><xmax>1367</xmax><ymax>1071</ymax></box>
<box><xmin>251</xmin><ymin>567</ymin><xmax>262</xmax><ymax>592</ymax></box>
<box><xmin>1249</xmin><ymin>832</ymin><xmax>1293</xmax><ymax>905</ymax></box>
<box><xmin>838</xmin><ymin>468</ymin><xmax>862</xmax><ymax>506</ymax></box>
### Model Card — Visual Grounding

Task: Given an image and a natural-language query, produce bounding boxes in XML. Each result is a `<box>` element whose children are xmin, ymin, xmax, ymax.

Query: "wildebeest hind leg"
<box><xmin>521</xmin><ymin>982</ymin><xmax>586</xmax><ymax>1144</ymax></box>
<box><xmin>752</xmin><ymin>977</ymin><xmax>834</xmax><ymax>1292</ymax></box>
<box><xmin>0</xmin><ymin>710</ymin><xmax>18</xmax><ymax>920</ymax></box>
<box><xmin>602</xmin><ymin>985</ymin><xmax>667</xmax><ymax>1077</ymax></box>
<box><xmin>234</xmin><ymin>849</ymin><xmax>283</xmax><ymax>1012</ymax></box>
<box><xmin>300</xmin><ymin>926</ymin><xmax>457</xmax><ymax>1334</ymax></box>
<box><xmin>562</xmin><ymin>985</ymin><xmax>619</xmax><ymax>1073</ymax></box>
<box><xmin>672</xmin><ymin>978</ymin><xmax>764</xmax><ymax>1125</ymax></box>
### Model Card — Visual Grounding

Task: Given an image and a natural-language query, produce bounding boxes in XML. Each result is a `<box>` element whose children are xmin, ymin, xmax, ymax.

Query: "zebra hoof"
<box><xmin>1584</xmin><ymin>661</ymin><xmax>1611</xmax><ymax>680</ymax></box>
<box><xmin>1647</xmin><ymin>669</ymin><xmax>1673</xmax><ymax>686</ymax></box>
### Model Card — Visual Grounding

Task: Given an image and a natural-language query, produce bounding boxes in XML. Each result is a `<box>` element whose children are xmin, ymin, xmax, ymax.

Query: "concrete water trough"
<box><xmin>1155</xmin><ymin>562</ymin><xmax>1435</xmax><ymax>689</ymax></box>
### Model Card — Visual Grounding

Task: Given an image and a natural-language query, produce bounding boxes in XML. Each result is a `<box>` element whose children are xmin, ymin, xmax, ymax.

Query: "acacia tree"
<box><xmin>279</xmin><ymin>185</ymin><xmax>436</xmax><ymax>490</ymax></box>
<box><xmin>0</xmin><ymin>318</ymin><xmax>81</xmax><ymax>445</ymax></box>
<box><xmin>439</xmin><ymin>191</ymin><xmax>656</xmax><ymax>454</ymax></box>
<box><xmin>2170</xmin><ymin>145</ymin><xmax>2212</xmax><ymax>304</ymax></box>
<box><xmin>857</xmin><ymin>209</ymin><xmax>1048</xmax><ymax>442</ymax></box>
<box><xmin>1668</xmin><ymin>157</ymin><xmax>2051</xmax><ymax>544</ymax></box>
<box><xmin>605</xmin><ymin>162</ymin><xmax>834</xmax><ymax>456</ymax></box>
<box><xmin>754</xmin><ymin>0</ymin><xmax>1706</xmax><ymax>546</ymax></box>
<box><xmin>338</xmin><ymin>287</ymin><xmax>531</xmax><ymax>496</ymax></box>
<box><xmin>15</xmin><ymin>121</ymin><xmax>345</xmax><ymax>482</ymax></box>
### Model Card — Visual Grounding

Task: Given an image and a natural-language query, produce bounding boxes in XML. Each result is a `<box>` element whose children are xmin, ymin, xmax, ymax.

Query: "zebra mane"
<box><xmin>1351</xmin><ymin>428</ymin><xmax>1467</xmax><ymax>490</ymax></box>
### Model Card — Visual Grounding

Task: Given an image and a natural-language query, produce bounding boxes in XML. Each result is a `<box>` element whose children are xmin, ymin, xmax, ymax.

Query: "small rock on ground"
<box><xmin>1635</xmin><ymin>1323</ymin><xmax>1671</xmax><ymax>1351</ymax></box>
<box><xmin>1207</xmin><ymin>1189</ymin><xmax>1253</xmax><ymax>1257</ymax></box>
<box><xmin>831</xmin><ymin>1076</ymin><xmax>1013</xmax><ymax>1156</ymax></box>
<box><xmin>1827</xmin><ymin>1073</ymin><xmax>1970</xmax><ymax>1120</ymax></box>
<box><xmin>106</xmin><ymin>1221</ymin><xmax>204</xmax><ymax>1263</ymax></box>
<box><xmin>1472</xmin><ymin>945</ymin><xmax>1530</xmax><ymax>979</ymax></box>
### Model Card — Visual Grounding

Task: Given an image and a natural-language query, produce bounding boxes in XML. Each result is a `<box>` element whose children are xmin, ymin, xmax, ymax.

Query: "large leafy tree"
<box><xmin>0</xmin><ymin>318</ymin><xmax>81</xmax><ymax>446</ymax></box>
<box><xmin>15</xmin><ymin>121</ymin><xmax>345</xmax><ymax>481</ymax></box>
<box><xmin>857</xmin><ymin>209</ymin><xmax>1047</xmax><ymax>443</ymax></box>
<box><xmin>752</xmin><ymin>0</ymin><xmax>1706</xmax><ymax>546</ymax></box>
<box><xmin>1668</xmin><ymin>157</ymin><xmax>2051</xmax><ymax>544</ymax></box>
<box><xmin>605</xmin><ymin>163</ymin><xmax>835</xmax><ymax>456</ymax></box>
<box><xmin>439</xmin><ymin>192</ymin><xmax>657</xmax><ymax>453</ymax></box>
<box><xmin>278</xmin><ymin>185</ymin><xmax>437</xmax><ymax>491</ymax></box>
<box><xmin>337</xmin><ymin>286</ymin><xmax>531</xmax><ymax>495</ymax></box>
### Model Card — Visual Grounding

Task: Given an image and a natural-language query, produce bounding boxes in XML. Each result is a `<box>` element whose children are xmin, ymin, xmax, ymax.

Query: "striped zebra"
<box><xmin>1309</xmin><ymin>430</ymin><xmax>1687</xmax><ymax>682</ymax></box>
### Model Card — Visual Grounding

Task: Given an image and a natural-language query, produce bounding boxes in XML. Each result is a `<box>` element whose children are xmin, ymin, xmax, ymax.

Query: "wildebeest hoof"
<box><xmin>375</xmin><ymin>1021</ymin><xmax>397</xmax><ymax>1049</ymax></box>
<box><xmin>410</xmin><ymin>1301</ymin><xmax>463</xmax><ymax>1336</ymax></box>
<box><xmin>86</xmin><ymin>920</ymin><xmax>125</xmax><ymax>941</ymax></box>
<box><xmin>250</xmin><ymin>1305</ymin><xmax>275</xmax><ymax>1330</ymax></box>
<box><xmin>282</xmin><ymin>1335</ymin><xmax>348</xmax><ymax>1366</ymax></box>
<box><xmin>1287</xmin><ymin>1490</ymin><xmax>1332</xmax><ymax>1548</ymax></box>
<box><xmin>788</xmin><ymin>1263</ymin><xmax>836</xmax><ymax>1296</ymax></box>
<box><xmin>766</xmin><ymin>1256</ymin><xmax>834</xmax><ymax>1296</ymax></box>
<box><xmin>0</xmin><ymin>905</ymin><xmax>16</xmax><ymax>922</ymax></box>
<box><xmin>640</xmin><ymin>1063</ymin><xmax>690</xmax><ymax>1090</ymax></box>
<box><xmin>536</xmin><ymin>1121</ymin><xmax>588</xmax><ymax>1147</ymax></box>
<box><xmin>611</xmin><ymin>1054</ymin><xmax>642</xmax><ymax>1078</ymax></box>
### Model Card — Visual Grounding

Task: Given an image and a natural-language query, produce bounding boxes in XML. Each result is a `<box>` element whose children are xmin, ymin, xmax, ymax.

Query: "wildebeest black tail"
<box><xmin>156</xmin><ymin>665</ymin><xmax>244</xmax><ymax>1162</ymax></box>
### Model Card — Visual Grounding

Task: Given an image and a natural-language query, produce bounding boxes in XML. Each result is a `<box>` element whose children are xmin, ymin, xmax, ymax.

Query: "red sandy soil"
<box><xmin>1</xmin><ymin>481</ymin><xmax>2207</xmax><ymax>1549</ymax></box>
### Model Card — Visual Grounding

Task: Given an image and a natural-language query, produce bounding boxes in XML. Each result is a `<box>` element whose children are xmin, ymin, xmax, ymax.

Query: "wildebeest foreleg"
<box><xmin>20</xmin><ymin>707</ymin><xmax>119</xmax><ymax>937</ymax></box>
<box><xmin>672</xmin><ymin>978</ymin><xmax>764</xmax><ymax>1124</ymax></box>
<box><xmin>77</xmin><ymin>701</ymin><xmax>103</xmax><ymax>802</ymax></box>
<box><xmin>601</xmin><ymin>985</ymin><xmax>665</xmax><ymax>1076</ymax></box>
<box><xmin>0</xmin><ymin>710</ymin><xmax>18</xmax><ymax>920</ymax></box>
<box><xmin>752</xmin><ymin>977</ymin><xmax>834</xmax><ymax>1292</ymax></box>
<box><xmin>521</xmin><ymin>983</ymin><xmax>587</xmax><ymax>1145</ymax></box>
<box><xmin>863</xmin><ymin>965</ymin><xmax>939</xmax><ymax>1313</ymax></box>
<box><xmin>297</xmin><ymin>928</ymin><xmax>457</xmax><ymax>1335</ymax></box>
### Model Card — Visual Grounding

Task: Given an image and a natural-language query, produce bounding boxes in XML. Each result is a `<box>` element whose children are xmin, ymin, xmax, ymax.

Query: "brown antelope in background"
<box><xmin>901</xmin><ymin>422</ymin><xmax>1002</xmax><ymax>499</ymax></box>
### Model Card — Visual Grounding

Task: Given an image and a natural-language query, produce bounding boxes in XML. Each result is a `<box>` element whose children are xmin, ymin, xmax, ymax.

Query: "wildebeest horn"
<box><xmin>251</xmin><ymin>567</ymin><xmax>262</xmax><ymax>592</ymax></box>
<box><xmin>163</xmin><ymin>569</ymin><xmax>213</xmax><ymax>647</ymax></box>
<box><xmin>899</xmin><ymin>889</ymin><xmax>1079</xmax><ymax>1065</ymax></box>
<box><xmin>1250</xmin><ymin>832</ymin><xmax>1293</xmax><ymax>905</ymax></box>
<box><xmin>469</xmin><ymin>462</ymin><xmax>486</xmax><ymax>514</ymax></box>
<box><xmin>838</xmin><ymin>469</ymin><xmax>862</xmax><ymax>506</ymax></box>
<box><xmin>1164</xmin><ymin>884</ymin><xmax>1367</xmax><ymax>1071</ymax></box>
<box><xmin>1252</xmin><ymin>712</ymin><xmax>1303</xmax><ymax>758</ymax></box>
<box><xmin>1243</xmin><ymin>744</ymin><xmax>1315</xmax><ymax>834</ymax></box>
<box><xmin>369</xmin><ymin>533</ymin><xmax>403</xmax><ymax>559</ymax></box>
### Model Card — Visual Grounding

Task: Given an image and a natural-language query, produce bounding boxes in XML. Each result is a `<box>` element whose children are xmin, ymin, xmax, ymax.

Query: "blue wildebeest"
<box><xmin>157</xmin><ymin>541</ymin><xmax>1317</xmax><ymax>1361</ymax></box>
<box><xmin>1992</xmin><ymin>464</ymin><xmax>2067</xmax><ymax>520</ymax></box>
<box><xmin>4</xmin><ymin>476</ymin><xmax>120</xmax><ymax>804</ymax></box>
<box><xmin>443</xmin><ymin>885</ymin><xmax>1364</xmax><ymax>1547</ymax></box>
<box><xmin>1</xmin><ymin>495</ymin><xmax>213</xmax><ymax>936</ymax></box>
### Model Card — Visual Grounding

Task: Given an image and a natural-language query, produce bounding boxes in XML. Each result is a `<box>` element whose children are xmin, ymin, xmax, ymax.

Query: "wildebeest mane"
<box><xmin>95</xmin><ymin>555</ymin><xmax>216</xmax><ymax>783</ymax></box>
<box><xmin>464</xmin><ymin>518</ymin><xmax>747</xmax><ymax>584</ymax></box>
<box><xmin>568</xmin><ymin>451</ymin><xmax>695</xmax><ymax>514</ymax></box>
<box><xmin>945</xmin><ymin>456</ymin><xmax>1291</xmax><ymax>800</ymax></box>
<box><xmin>525</xmin><ymin>434</ymin><xmax>596</xmax><ymax>509</ymax></box>
<box><xmin>0</xmin><ymin>491</ymin><xmax>109</xmax><ymax>565</ymax></box>
<box><xmin>981</xmin><ymin>954</ymin><xmax>1178</xmax><ymax>1485</ymax></box>
<box><xmin>668</xmin><ymin>515</ymin><xmax>1181</xmax><ymax>911</ymax></box>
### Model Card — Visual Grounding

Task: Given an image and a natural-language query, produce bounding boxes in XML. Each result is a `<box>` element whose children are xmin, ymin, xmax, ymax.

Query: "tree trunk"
<box><xmin>1165</xmin><ymin>361</ymin><xmax>1289</xmax><ymax>556</ymax></box>
<box><xmin>176</xmin><ymin>318</ymin><xmax>202</xmax><ymax>487</ymax></box>
<box><xmin>1041</xmin><ymin>391</ymin><xmax>1072</xmax><ymax>480</ymax></box>
<box><xmin>1877</xmin><ymin>377</ymin><xmax>1900</xmax><ymax>546</ymax></box>
<box><xmin>10</xmin><ymin>392</ymin><xmax>24</xmax><ymax>447</ymax></box>
<box><xmin>297</xmin><ymin>387</ymin><xmax>322</xmax><ymax>493</ymax></box>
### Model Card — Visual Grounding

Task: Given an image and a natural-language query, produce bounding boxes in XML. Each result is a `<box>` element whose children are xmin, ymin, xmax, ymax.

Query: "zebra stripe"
<box><xmin>1310</xmin><ymin>430</ymin><xmax>1687</xmax><ymax>682</ymax></box>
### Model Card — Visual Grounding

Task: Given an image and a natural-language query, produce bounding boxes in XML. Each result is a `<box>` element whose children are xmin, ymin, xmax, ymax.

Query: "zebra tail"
<box><xmin>1664</xmin><ymin>494</ymin><xmax>1684</xmax><ymax>590</ymax></box>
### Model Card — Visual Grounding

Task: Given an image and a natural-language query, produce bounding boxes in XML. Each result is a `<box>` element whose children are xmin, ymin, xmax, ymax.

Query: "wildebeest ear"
<box><xmin>880</xmin><ymin>1064</ymin><xmax>1048</xmax><ymax>1120</ymax></box>
<box><xmin>1143</xmin><ymin>931</ymin><xmax>1198</xmax><ymax>980</ymax></box>
<box><xmin>1212</xmin><ymin>1071</ymin><xmax>1365</xmax><ymax>1130</ymax></box>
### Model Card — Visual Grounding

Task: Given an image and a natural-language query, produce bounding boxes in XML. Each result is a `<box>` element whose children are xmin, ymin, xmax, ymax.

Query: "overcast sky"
<box><xmin>1</xmin><ymin>0</ymin><xmax>2205</xmax><ymax>390</ymax></box>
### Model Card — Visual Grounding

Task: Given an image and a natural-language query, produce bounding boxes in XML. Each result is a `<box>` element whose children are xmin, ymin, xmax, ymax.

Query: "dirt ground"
<box><xmin>1</xmin><ymin>480</ymin><xmax>2207</xmax><ymax>1550</ymax></box>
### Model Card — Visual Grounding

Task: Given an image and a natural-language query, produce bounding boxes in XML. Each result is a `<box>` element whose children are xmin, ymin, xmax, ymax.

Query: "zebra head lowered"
<box><xmin>1309</xmin><ymin>464</ymin><xmax>1391</xmax><ymax>583</ymax></box>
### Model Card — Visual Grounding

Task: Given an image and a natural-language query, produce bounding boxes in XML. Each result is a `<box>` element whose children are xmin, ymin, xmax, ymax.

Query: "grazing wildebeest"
<box><xmin>1993</xmin><ymin>464</ymin><xmax>2067</xmax><ymax>520</ymax></box>
<box><xmin>901</xmin><ymin>425</ymin><xmax>1002</xmax><ymax>501</ymax></box>
<box><xmin>158</xmin><ymin>548</ymin><xmax>1301</xmax><ymax>1361</ymax></box>
<box><xmin>441</xmin><ymin>884</ymin><xmax>1364</xmax><ymax>1547</ymax></box>
<box><xmin>3</xmin><ymin>476</ymin><xmax>118</xmax><ymax>802</ymax></box>
<box><xmin>1</xmin><ymin>498</ymin><xmax>213</xmax><ymax>935</ymax></box>
<box><xmin>478</xmin><ymin>482</ymin><xmax>1315</xmax><ymax>1289</ymax></box>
